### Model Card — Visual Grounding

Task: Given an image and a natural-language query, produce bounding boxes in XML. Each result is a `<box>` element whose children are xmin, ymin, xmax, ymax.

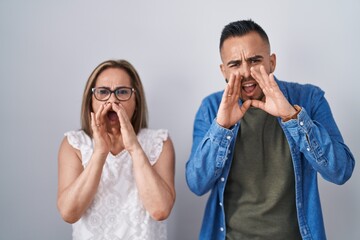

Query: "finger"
<box><xmin>95</xmin><ymin>103</ymin><xmax>105</xmax><ymax>125</ymax></box>
<box><xmin>90</xmin><ymin>112</ymin><xmax>98</xmax><ymax>131</ymax></box>
<box><xmin>251</xmin><ymin>99</ymin><xmax>265</xmax><ymax>110</ymax></box>
<box><xmin>261</xmin><ymin>70</ymin><xmax>280</xmax><ymax>95</ymax></box>
<box><xmin>222</xmin><ymin>73</ymin><xmax>233</xmax><ymax>102</ymax></box>
<box><xmin>112</xmin><ymin>103</ymin><xmax>136</xmax><ymax>137</ymax></box>
<box><xmin>259</xmin><ymin>65</ymin><xmax>274</xmax><ymax>89</ymax></box>
<box><xmin>233</xmin><ymin>72</ymin><xmax>241</xmax><ymax>99</ymax></box>
<box><xmin>259</xmin><ymin>65</ymin><xmax>269</xmax><ymax>82</ymax></box>
<box><xmin>91</xmin><ymin>111</ymin><xmax>105</xmax><ymax>133</ymax></box>
<box><xmin>112</xmin><ymin>102</ymin><xmax>122</xmax><ymax>117</ymax></box>
<box><xmin>250</xmin><ymin>66</ymin><xmax>265</xmax><ymax>90</ymax></box>
<box><xmin>223</xmin><ymin>72</ymin><xmax>240</xmax><ymax>101</ymax></box>
<box><xmin>99</xmin><ymin>102</ymin><xmax>112</xmax><ymax>122</ymax></box>
<box><xmin>268</xmin><ymin>72</ymin><xmax>278</xmax><ymax>88</ymax></box>
<box><xmin>226</xmin><ymin>73</ymin><xmax>236</xmax><ymax>96</ymax></box>
<box><xmin>240</xmin><ymin>99</ymin><xmax>252</xmax><ymax>114</ymax></box>
<box><xmin>112</xmin><ymin>103</ymin><xmax>130</xmax><ymax>125</ymax></box>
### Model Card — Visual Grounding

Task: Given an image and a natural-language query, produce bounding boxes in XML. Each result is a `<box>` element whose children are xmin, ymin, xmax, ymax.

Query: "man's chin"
<box><xmin>249</xmin><ymin>92</ymin><xmax>265</xmax><ymax>101</ymax></box>
<box><xmin>241</xmin><ymin>89</ymin><xmax>264</xmax><ymax>101</ymax></box>
<box><xmin>241</xmin><ymin>95</ymin><xmax>264</xmax><ymax>102</ymax></box>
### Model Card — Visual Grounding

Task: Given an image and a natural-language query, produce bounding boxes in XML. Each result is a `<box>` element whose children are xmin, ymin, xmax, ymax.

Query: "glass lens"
<box><xmin>115</xmin><ymin>87</ymin><xmax>132</xmax><ymax>100</ymax></box>
<box><xmin>94</xmin><ymin>88</ymin><xmax>110</xmax><ymax>100</ymax></box>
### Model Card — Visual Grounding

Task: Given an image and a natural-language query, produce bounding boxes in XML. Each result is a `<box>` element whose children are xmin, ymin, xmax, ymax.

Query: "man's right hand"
<box><xmin>216</xmin><ymin>72</ymin><xmax>251</xmax><ymax>129</ymax></box>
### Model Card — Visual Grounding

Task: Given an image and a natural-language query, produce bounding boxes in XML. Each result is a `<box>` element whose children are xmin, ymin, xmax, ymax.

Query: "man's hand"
<box><xmin>216</xmin><ymin>72</ymin><xmax>252</xmax><ymax>129</ymax></box>
<box><xmin>250</xmin><ymin>66</ymin><xmax>297</xmax><ymax>119</ymax></box>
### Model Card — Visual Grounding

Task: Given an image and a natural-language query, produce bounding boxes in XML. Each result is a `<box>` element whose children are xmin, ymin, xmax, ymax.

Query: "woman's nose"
<box><xmin>107</xmin><ymin>92</ymin><xmax>119</xmax><ymax>103</ymax></box>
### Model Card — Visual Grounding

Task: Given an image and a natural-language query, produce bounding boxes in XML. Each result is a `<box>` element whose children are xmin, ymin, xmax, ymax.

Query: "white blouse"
<box><xmin>65</xmin><ymin>128</ymin><xmax>169</xmax><ymax>240</ymax></box>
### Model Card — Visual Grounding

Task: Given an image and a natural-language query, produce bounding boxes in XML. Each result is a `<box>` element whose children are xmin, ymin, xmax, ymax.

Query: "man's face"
<box><xmin>220</xmin><ymin>31</ymin><xmax>276</xmax><ymax>101</ymax></box>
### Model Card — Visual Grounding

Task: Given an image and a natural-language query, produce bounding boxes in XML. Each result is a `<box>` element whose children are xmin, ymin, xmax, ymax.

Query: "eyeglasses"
<box><xmin>92</xmin><ymin>87</ymin><xmax>135</xmax><ymax>102</ymax></box>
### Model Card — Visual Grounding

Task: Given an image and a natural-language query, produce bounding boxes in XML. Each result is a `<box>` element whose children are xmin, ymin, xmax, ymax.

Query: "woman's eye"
<box><xmin>116</xmin><ymin>89</ymin><xmax>130</xmax><ymax>95</ymax></box>
<box><xmin>98</xmin><ymin>89</ymin><xmax>109</xmax><ymax>95</ymax></box>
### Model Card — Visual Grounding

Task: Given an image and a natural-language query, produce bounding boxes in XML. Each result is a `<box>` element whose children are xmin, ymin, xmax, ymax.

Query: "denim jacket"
<box><xmin>185</xmin><ymin>78</ymin><xmax>355</xmax><ymax>240</ymax></box>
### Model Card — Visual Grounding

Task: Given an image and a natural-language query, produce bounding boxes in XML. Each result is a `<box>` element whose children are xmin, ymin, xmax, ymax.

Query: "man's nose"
<box><xmin>239</xmin><ymin>62</ymin><xmax>251</xmax><ymax>79</ymax></box>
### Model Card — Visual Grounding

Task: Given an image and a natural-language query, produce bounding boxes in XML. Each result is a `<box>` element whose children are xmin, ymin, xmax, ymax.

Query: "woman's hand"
<box><xmin>90</xmin><ymin>103</ymin><xmax>112</xmax><ymax>156</ymax></box>
<box><xmin>112</xmin><ymin>103</ymin><xmax>141</xmax><ymax>154</ymax></box>
<box><xmin>112</xmin><ymin>102</ymin><xmax>175</xmax><ymax>221</ymax></box>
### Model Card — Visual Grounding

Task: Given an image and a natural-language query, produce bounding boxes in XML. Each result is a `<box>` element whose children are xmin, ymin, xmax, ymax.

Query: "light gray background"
<box><xmin>1</xmin><ymin>0</ymin><xmax>359</xmax><ymax>239</ymax></box>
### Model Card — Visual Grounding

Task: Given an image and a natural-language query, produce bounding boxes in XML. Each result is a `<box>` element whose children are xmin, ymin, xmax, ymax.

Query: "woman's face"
<box><xmin>91</xmin><ymin>67</ymin><xmax>136</xmax><ymax>127</ymax></box>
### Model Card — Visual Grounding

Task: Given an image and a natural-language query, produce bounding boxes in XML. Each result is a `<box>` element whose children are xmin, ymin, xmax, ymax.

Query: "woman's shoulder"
<box><xmin>64</xmin><ymin>130</ymin><xmax>92</xmax><ymax>151</ymax></box>
<box><xmin>138</xmin><ymin>128</ymin><xmax>169</xmax><ymax>141</ymax></box>
<box><xmin>138</xmin><ymin>128</ymin><xmax>170</xmax><ymax>165</ymax></box>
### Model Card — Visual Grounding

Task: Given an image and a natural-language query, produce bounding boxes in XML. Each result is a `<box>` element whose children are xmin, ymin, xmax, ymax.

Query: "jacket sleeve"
<box><xmin>185</xmin><ymin>101</ymin><xmax>237</xmax><ymax>196</ymax></box>
<box><xmin>282</xmin><ymin>89</ymin><xmax>355</xmax><ymax>185</ymax></box>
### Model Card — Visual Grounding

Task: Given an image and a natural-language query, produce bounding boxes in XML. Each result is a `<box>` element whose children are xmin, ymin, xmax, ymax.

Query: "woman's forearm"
<box><xmin>57</xmin><ymin>153</ymin><xmax>106</xmax><ymax>223</ymax></box>
<box><xmin>131</xmin><ymin>145</ymin><xmax>175</xmax><ymax>221</ymax></box>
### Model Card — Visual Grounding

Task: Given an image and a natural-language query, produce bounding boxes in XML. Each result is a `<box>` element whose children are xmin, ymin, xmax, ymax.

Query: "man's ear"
<box><xmin>270</xmin><ymin>53</ymin><xmax>276</xmax><ymax>73</ymax></box>
<box><xmin>220</xmin><ymin>63</ymin><xmax>227</xmax><ymax>81</ymax></box>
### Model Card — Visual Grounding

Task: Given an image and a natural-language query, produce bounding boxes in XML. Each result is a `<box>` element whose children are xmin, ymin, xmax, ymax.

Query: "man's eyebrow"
<box><xmin>247</xmin><ymin>55</ymin><xmax>264</xmax><ymax>61</ymax></box>
<box><xmin>226</xmin><ymin>59</ymin><xmax>241</xmax><ymax>66</ymax></box>
<box><xmin>226</xmin><ymin>55</ymin><xmax>264</xmax><ymax>66</ymax></box>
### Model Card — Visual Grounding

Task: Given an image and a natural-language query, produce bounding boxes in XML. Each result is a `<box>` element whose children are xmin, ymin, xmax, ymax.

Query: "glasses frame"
<box><xmin>92</xmin><ymin>87</ymin><xmax>136</xmax><ymax>102</ymax></box>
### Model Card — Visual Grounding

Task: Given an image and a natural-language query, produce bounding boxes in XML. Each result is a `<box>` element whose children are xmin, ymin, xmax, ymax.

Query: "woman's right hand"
<box><xmin>58</xmin><ymin>103</ymin><xmax>113</xmax><ymax>223</ymax></box>
<box><xmin>90</xmin><ymin>103</ymin><xmax>112</xmax><ymax>156</ymax></box>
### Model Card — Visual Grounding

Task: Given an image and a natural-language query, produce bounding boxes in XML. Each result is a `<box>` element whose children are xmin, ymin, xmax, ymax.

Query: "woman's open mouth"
<box><xmin>107</xmin><ymin>110</ymin><xmax>118</xmax><ymax>121</ymax></box>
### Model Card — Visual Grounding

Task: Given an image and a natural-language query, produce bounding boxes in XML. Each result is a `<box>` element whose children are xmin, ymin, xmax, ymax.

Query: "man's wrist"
<box><xmin>216</xmin><ymin>118</ymin><xmax>231</xmax><ymax>129</ymax></box>
<box><xmin>281</xmin><ymin>105</ymin><xmax>301</xmax><ymax>122</ymax></box>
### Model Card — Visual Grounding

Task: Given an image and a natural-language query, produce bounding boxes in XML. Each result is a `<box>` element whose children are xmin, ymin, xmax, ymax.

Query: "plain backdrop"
<box><xmin>0</xmin><ymin>0</ymin><xmax>359</xmax><ymax>239</ymax></box>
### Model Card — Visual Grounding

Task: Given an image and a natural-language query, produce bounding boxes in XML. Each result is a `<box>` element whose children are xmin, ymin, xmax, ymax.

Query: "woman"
<box><xmin>57</xmin><ymin>59</ymin><xmax>175</xmax><ymax>240</ymax></box>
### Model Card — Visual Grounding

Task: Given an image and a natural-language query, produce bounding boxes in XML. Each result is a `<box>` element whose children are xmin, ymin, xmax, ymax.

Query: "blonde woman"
<box><xmin>57</xmin><ymin>59</ymin><xmax>175</xmax><ymax>239</ymax></box>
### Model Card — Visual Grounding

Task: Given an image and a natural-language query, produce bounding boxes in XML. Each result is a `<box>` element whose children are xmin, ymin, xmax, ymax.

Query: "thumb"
<box><xmin>240</xmin><ymin>100</ymin><xmax>252</xmax><ymax>112</ymax></box>
<box><xmin>251</xmin><ymin>99</ymin><xmax>265</xmax><ymax>110</ymax></box>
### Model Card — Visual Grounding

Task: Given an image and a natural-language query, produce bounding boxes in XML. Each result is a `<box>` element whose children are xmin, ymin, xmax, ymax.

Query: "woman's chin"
<box><xmin>107</xmin><ymin>119</ymin><xmax>119</xmax><ymax>126</ymax></box>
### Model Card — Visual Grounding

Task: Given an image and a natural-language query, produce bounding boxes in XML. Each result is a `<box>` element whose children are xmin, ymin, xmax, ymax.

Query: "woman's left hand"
<box><xmin>111</xmin><ymin>103</ymin><xmax>141</xmax><ymax>153</ymax></box>
<box><xmin>112</xmin><ymin>104</ymin><xmax>175</xmax><ymax>221</ymax></box>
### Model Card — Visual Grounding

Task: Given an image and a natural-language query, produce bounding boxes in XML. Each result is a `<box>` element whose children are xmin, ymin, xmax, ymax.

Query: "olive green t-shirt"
<box><xmin>224</xmin><ymin>108</ymin><xmax>301</xmax><ymax>240</ymax></box>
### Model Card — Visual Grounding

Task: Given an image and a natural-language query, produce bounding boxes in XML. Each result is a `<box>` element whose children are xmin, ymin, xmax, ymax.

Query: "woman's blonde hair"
<box><xmin>80</xmin><ymin>59</ymin><xmax>148</xmax><ymax>137</ymax></box>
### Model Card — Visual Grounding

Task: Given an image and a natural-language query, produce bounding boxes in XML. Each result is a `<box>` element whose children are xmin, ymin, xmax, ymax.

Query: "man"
<box><xmin>185</xmin><ymin>19</ymin><xmax>355</xmax><ymax>240</ymax></box>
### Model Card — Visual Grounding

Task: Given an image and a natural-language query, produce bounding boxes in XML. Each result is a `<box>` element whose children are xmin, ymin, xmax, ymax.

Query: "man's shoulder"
<box><xmin>202</xmin><ymin>90</ymin><xmax>224</xmax><ymax>102</ymax></box>
<box><xmin>198</xmin><ymin>90</ymin><xmax>225</xmax><ymax>109</ymax></box>
<box><xmin>195</xmin><ymin>90</ymin><xmax>224</xmax><ymax>117</ymax></box>
<box><xmin>277</xmin><ymin>79</ymin><xmax>323</xmax><ymax>92</ymax></box>
<box><xmin>277</xmin><ymin>78</ymin><xmax>326</xmax><ymax>107</ymax></box>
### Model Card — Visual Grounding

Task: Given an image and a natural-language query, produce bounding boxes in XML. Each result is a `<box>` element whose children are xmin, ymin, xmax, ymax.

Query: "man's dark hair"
<box><xmin>219</xmin><ymin>19</ymin><xmax>270</xmax><ymax>51</ymax></box>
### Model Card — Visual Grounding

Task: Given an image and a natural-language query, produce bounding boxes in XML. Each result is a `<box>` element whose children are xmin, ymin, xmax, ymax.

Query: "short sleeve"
<box><xmin>138</xmin><ymin>129</ymin><xmax>169</xmax><ymax>165</ymax></box>
<box><xmin>64</xmin><ymin>130</ymin><xmax>93</xmax><ymax>165</ymax></box>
